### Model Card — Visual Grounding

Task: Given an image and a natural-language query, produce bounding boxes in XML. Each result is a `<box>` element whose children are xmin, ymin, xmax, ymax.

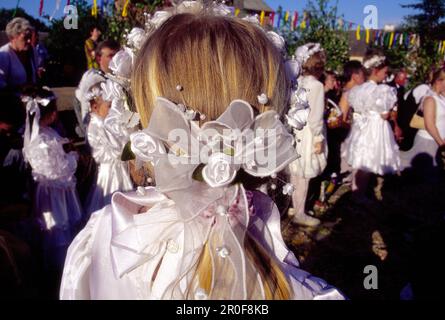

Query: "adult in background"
<box><xmin>401</xmin><ymin>68</ymin><xmax>445</xmax><ymax>169</ymax></box>
<box><xmin>75</xmin><ymin>40</ymin><xmax>120</xmax><ymax>137</ymax></box>
<box><xmin>0</xmin><ymin>18</ymin><xmax>37</xmax><ymax>92</ymax></box>
<box><xmin>84</xmin><ymin>26</ymin><xmax>102</xmax><ymax>70</ymax></box>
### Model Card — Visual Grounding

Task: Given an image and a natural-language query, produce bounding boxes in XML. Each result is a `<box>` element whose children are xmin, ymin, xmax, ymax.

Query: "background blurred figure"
<box><xmin>84</xmin><ymin>26</ymin><xmax>102</xmax><ymax>70</ymax></box>
<box><xmin>0</xmin><ymin>18</ymin><xmax>36</xmax><ymax>92</ymax></box>
<box><xmin>398</xmin><ymin>74</ymin><xmax>433</xmax><ymax>151</ymax></box>
<box><xmin>389</xmin><ymin>69</ymin><xmax>408</xmax><ymax>103</ymax></box>
<box><xmin>75</xmin><ymin>40</ymin><xmax>120</xmax><ymax>138</ymax></box>
<box><xmin>401</xmin><ymin>68</ymin><xmax>445</xmax><ymax>169</ymax></box>
<box><xmin>31</xmin><ymin>29</ymin><xmax>49</xmax><ymax>82</ymax></box>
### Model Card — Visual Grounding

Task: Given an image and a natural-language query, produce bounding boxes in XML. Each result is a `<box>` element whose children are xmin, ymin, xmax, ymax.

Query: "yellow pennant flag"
<box><xmin>366</xmin><ymin>29</ymin><xmax>370</xmax><ymax>44</ymax></box>
<box><xmin>92</xmin><ymin>0</ymin><xmax>98</xmax><ymax>17</ymax></box>
<box><xmin>389</xmin><ymin>32</ymin><xmax>395</xmax><ymax>47</ymax></box>
<box><xmin>260</xmin><ymin>11</ymin><xmax>265</xmax><ymax>25</ymax></box>
<box><xmin>356</xmin><ymin>25</ymin><xmax>361</xmax><ymax>41</ymax></box>
<box><xmin>235</xmin><ymin>8</ymin><xmax>240</xmax><ymax>17</ymax></box>
<box><xmin>285</xmin><ymin>11</ymin><xmax>289</xmax><ymax>22</ymax></box>
<box><xmin>122</xmin><ymin>0</ymin><xmax>130</xmax><ymax>17</ymax></box>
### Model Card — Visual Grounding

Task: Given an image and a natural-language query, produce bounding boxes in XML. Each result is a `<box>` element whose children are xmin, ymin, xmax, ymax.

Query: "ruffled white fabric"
<box><xmin>60</xmin><ymin>187</ymin><xmax>345</xmax><ymax>300</ymax></box>
<box><xmin>85</xmin><ymin>114</ymin><xmax>134</xmax><ymax>215</ymax></box>
<box><xmin>289</xmin><ymin>76</ymin><xmax>327</xmax><ymax>178</ymax></box>
<box><xmin>343</xmin><ymin>81</ymin><xmax>400</xmax><ymax>175</ymax></box>
<box><xmin>24</xmin><ymin>126</ymin><xmax>83</xmax><ymax>267</ymax></box>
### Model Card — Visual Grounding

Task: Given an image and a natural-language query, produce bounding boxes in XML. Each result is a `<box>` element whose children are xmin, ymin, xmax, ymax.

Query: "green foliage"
<box><xmin>399</xmin><ymin>0</ymin><xmax>445</xmax><ymax>87</ymax></box>
<box><xmin>277</xmin><ymin>0</ymin><xmax>349</xmax><ymax>73</ymax></box>
<box><xmin>104</xmin><ymin>0</ymin><xmax>164</xmax><ymax>43</ymax></box>
<box><xmin>0</xmin><ymin>7</ymin><xmax>49</xmax><ymax>31</ymax></box>
<box><xmin>45</xmin><ymin>0</ymin><xmax>107</xmax><ymax>83</ymax></box>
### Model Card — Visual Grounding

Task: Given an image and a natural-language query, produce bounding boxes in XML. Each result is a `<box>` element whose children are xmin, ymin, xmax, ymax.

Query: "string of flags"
<box><xmin>18</xmin><ymin>1</ymin><xmax>445</xmax><ymax>57</ymax></box>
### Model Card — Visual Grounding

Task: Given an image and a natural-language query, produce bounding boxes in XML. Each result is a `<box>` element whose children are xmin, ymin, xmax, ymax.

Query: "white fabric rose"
<box><xmin>109</xmin><ymin>48</ymin><xmax>134</xmax><ymax>79</ymax></box>
<box><xmin>286</xmin><ymin>108</ymin><xmax>310</xmax><ymax>131</ymax></box>
<box><xmin>267</xmin><ymin>31</ymin><xmax>286</xmax><ymax>52</ymax></box>
<box><xmin>130</xmin><ymin>131</ymin><xmax>158</xmax><ymax>162</ymax></box>
<box><xmin>126</xmin><ymin>28</ymin><xmax>147</xmax><ymax>51</ymax></box>
<box><xmin>202</xmin><ymin>153</ymin><xmax>239</xmax><ymax>188</ymax></box>
<box><xmin>242</xmin><ymin>15</ymin><xmax>260</xmax><ymax>25</ymax></box>
<box><xmin>177</xmin><ymin>1</ymin><xmax>204</xmax><ymax>13</ymax></box>
<box><xmin>213</xmin><ymin>4</ymin><xmax>232</xmax><ymax>16</ymax></box>
<box><xmin>290</xmin><ymin>87</ymin><xmax>310</xmax><ymax>110</ymax></box>
<box><xmin>151</xmin><ymin>11</ymin><xmax>172</xmax><ymax>28</ymax></box>
<box><xmin>285</xmin><ymin>59</ymin><xmax>301</xmax><ymax>83</ymax></box>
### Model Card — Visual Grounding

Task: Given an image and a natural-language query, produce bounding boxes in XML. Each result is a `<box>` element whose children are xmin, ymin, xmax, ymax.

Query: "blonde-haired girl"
<box><xmin>60</xmin><ymin>3</ymin><xmax>344</xmax><ymax>300</ymax></box>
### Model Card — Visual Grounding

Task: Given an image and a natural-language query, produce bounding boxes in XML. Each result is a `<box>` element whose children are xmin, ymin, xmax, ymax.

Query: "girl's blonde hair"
<box><xmin>132</xmin><ymin>12</ymin><xmax>292</xmax><ymax>300</ymax></box>
<box><xmin>132</xmin><ymin>13</ymin><xmax>289</xmax><ymax>126</ymax></box>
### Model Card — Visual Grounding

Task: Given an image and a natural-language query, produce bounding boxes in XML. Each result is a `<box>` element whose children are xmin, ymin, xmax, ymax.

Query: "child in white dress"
<box><xmin>60</xmin><ymin>5</ymin><xmax>345</xmax><ymax>300</ymax></box>
<box><xmin>84</xmin><ymin>82</ymin><xmax>133</xmax><ymax>216</ymax></box>
<box><xmin>22</xmin><ymin>87</ymin><xmax>83</xmax><ymax>269</ymax></box>
<box><xmin>343</xmin><ymin>53</ymin><xmax>400</xmax><ymax>200</ymax></box>
<box><xmin>288</xmin><ymin>43</ymin><xmax>327</xmax><ymax>227</ymax></box>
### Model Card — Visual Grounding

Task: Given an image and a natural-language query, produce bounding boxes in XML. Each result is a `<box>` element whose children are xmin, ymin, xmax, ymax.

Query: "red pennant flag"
<box><xmin>39</xmin><ymin>0</ymin><xmax>44</xmax><ymax>16</ymax></box>
<box><xmin>293</xmin><ymin>11</ymin><xmax>299</xmax><ymax>29</ymax></box>
<box><xmin>270</xmin><ymin>12</ymin><xmax>275</xmax><ymax>26</ymax></box>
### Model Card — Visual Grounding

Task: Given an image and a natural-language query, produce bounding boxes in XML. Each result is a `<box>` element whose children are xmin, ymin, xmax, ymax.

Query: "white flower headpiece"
<box><xmin>295</xmin><ymin>43</ymin><xmax>322</xmax><ymax>65</ymax></box>
<box><xmin>363</xmin><ymin>55</ymin><xmax>386</xmax><ymax>70</ymax></box>
<box><xmin>85</xmin><ymin>85</ymin><xmax>104</xmax><ymax>102</ymax></box>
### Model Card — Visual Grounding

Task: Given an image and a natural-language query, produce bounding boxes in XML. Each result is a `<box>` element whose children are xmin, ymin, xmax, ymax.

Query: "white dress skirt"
<box><xmin>60</xmin><ymin>187</ymin><xmax>345</xmax><ymax>300</ymax></box>
<box><xmin>343</xmin><ymin>81</ymin><xmax>400</xmax><ymax>175</ymax></box>
<box><xmin>85</xmin><ymin>114</ymin><xmax>133</xmax><ymax>215</ymax></box>
<box><xmin>289</xmin><ymin>75</ymin><xmax>328</xmax><ymax>179</ymax></box>
<box><xmin>23</xmin><ymin>126</ymin><xmax>83</xmax><ymax>268</ymax></box>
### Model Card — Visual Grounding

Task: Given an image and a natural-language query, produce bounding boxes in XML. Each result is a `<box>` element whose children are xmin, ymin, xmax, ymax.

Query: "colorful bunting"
<box><xmin>92</xmin><ymin>0</ymin><xmax>98</xmax><ymax>17</ymax></box>
<box><xmin>122</xmin><ymin>0</ymin><xmax>130</xmax><ymax>17</ymax></box>
<box><xmin>269</xmin><ymin>12</ymin><xmax>275</xmax><ymax>27</ymax></box>
<box><xmin>356</xmin><ymin>25</ymin><xmax>361</xmax><ymax>41</ymax></box>
<box><xmin>293</xmin><ymin>11</ymin><xmax>299</xmax><ymax>30</ymax></box>
<box><xmin>260</xmin><ymin>11</ymin><xmax>265</xmax><ymax>26</ymax></box>
<box><xmin>39</xmin><ymin>0</ymin><xmax>44</xmax><ymax>16</ymax></box>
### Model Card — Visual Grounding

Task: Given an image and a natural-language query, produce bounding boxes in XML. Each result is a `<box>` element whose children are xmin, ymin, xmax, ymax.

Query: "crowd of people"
<box><xmin>1</xmin><ymin>3</ymin><xmax>444</xmax><ymax>300</ymax></box>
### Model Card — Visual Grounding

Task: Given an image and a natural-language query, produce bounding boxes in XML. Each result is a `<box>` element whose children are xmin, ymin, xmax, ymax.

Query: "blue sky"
<box><xmin>1</xmin><ymin>0</ymin><xmax>418</xmax><ymax>28</ymax></box>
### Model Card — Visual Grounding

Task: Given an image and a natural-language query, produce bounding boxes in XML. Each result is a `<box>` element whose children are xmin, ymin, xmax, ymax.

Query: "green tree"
<box><xmin>278</xmin><ymin>0</ymin><xmax>349</xmax><ymax>73</ymax></box>
<box><xmin>45</xmin><ymin>0</ymin><xmax>107</xmax><ymax>86</ymax></box>
<box><xmin>106</xmin><ymin>0</ymin><xmax>164</xmax><ymax>42</ymax></box>
<box><xmin>401</xmin><ymin>0</ymin><xmax>445</xmax><ymax>85</ymax></box>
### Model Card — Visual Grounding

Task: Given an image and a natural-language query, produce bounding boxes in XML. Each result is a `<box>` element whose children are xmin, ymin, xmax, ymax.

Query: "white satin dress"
<box><xmin>24</xmin><ymin>126</ymin><xmax>83</xmax><ymax>267</ymax></box>
<box><xmin>343</xmin><ymin>81</ymin><xmax>400</xmax><ymax>175</ymax></box>
<box><xmin>60</xmin><ymin>188</ymin><xmax>345</xmax><ymax>300</ymax></box>
<box><xmin>85</xmin><ymin>113</ymin><xmax>133</xmax><ymax>216</ymax></box>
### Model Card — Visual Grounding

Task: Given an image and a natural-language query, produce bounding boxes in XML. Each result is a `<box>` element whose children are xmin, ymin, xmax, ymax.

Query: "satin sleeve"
<box><xmin>306</xmin><ymin>79</ymin><xmax>326</xmax><ymax>143</ymax></box>
<box><xmin>60</xmin><ymin>210</ymin><xmax>103</xmax><ymax>300</ymax></box>
<box><xmin>87</xmin><ymin>118</ymin><xmax>122</xmax><ymax>163</ymax></box>
<box><xmin>375</xmin><ymin>84</ymin><xmax>397</xmax><ymax>113</ymax></box>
